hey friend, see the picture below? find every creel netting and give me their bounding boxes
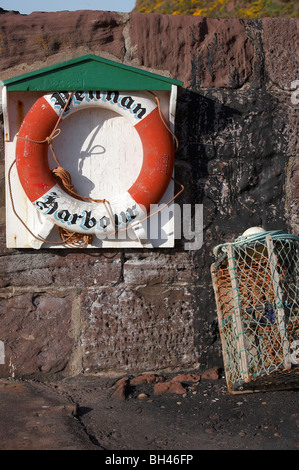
[211,231,299,393]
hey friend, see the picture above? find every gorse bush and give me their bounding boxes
[133,0,299,17]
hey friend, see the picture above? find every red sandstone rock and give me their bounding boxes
[80,286,195,373]
[112,383,128,400]
[123,252,197,285]
[0,292,74,376]
[129,13,200,87]
[112,377,133,399]
[0,252,123,289]
[0,10,257,89]
[172,373,201,383]
[0,10,126,79]
[129,13,255,88]
[201,367,221,380]
[263,18,298,90]
[154,381,186,396]
[112,377,130,389]
[130,374,165,385]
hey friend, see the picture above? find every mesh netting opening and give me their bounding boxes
[211,231,299,394]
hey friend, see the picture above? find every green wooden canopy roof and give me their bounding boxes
[2,54,183,91]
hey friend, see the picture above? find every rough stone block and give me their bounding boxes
[0,254,55,288]
[153,380,186,395]
[130,14,255,88]
[192,18,255,88]
[129,13,200,86]
[123,251,199,285]
[80,285,196,373]
[46,252,123,287]
[0,252,122,288]
[0,291,75,377]
[263,18,299,90]
[0,10,126,78]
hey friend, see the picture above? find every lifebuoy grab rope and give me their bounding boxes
[15,90,177,240]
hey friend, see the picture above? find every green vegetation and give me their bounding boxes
[133,0,299,17]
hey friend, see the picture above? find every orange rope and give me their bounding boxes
[149,91,179,150]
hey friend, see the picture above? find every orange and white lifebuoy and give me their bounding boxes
[16,91,175,237]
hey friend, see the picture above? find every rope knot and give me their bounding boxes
[47,128,61,146]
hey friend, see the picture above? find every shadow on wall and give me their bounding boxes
[174,88,244,366]
[175,87,241,205]
[174,86,289,242]
[174,86,291,367]
[174,86,252,252]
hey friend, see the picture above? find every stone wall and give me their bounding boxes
[0,9,298,378]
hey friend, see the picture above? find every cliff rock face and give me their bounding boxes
[0,10,298,378]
